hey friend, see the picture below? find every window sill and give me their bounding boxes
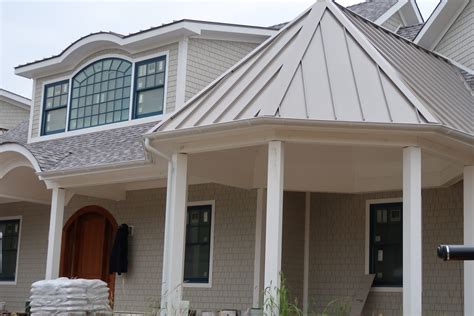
[182,282,212,289]
[370,286,403,293]
[0,280,17,286]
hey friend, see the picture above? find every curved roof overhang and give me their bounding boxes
[145,117,474,166]
[15,20,277,79]
[0,143,42,174]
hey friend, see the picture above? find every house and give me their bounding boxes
[0,89,30,135]
[0,0,472,315]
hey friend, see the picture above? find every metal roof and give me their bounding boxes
[152,0,470,136]
[343,7,473,134]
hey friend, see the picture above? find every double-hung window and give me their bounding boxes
[184,204,213,284]
[0,218,21,282]
[42,81,69,135]
[133,56,166,118]
[369,202,403,287]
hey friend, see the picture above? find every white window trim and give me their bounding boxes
[182,200,215,289]
[365,198,403,292]
[0,216,22,285]
[32,51,169,143]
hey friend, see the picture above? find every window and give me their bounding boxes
[69,58,132,130]
[369,202,403,287]
[133,56,166,118]
[0,218,21,282]
[42,81,69,135]
[184,204,213,284]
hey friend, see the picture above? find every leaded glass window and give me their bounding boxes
[369,202,403,287]
[0,219,21,282]
[184,204,212,284]
[133,56,166,118]
[69,58,132,130]
[42,80,69,135]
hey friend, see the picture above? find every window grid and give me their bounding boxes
[184,205,212,284]
[369,202,403,287]
[69,58,132,130]
[42,80,69,135]
[133,56,166,119]
[0,219,20,282]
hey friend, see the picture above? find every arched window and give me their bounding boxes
[69,58,132,130]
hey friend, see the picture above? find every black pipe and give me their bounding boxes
[437,245,474,261]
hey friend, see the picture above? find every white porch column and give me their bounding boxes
[253,188,265,308]
[45,187,66,280]
[161,153,188,312]
[264,141,285,315]
[464,166,474,316]
[403,146,422,316]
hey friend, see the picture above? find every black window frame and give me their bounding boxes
[41,80,69,136]
[132,55,167,119]
[0,218,21,282]
[68,57,132,131]
[184,204,213,284]
[369,202,403,287]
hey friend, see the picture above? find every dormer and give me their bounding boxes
[15,20,277,142]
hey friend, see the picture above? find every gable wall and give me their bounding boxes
[382,12,403,31]
[185,39,259,102]
[0,101,29,131]
[435,0,473,69]
[30,43,179,139]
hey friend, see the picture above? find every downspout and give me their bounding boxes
[144,137,170,161]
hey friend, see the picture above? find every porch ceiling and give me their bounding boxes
[187,142,463,193]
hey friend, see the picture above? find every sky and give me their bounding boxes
[0,0,439,99]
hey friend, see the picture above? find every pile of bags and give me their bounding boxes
[30,278,111,315]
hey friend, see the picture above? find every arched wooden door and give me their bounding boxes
[60,206,118,301]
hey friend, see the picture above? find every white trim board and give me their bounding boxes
[0,216,22,285]
[182,200,215,289]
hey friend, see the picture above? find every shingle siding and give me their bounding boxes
[382,12,403,31]
[0,183,464,313]
[185,39,258,101]
[435,0,474,70]
[31,44,179,139]
[0,101,29,131]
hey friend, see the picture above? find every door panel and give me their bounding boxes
[60,206,117,301]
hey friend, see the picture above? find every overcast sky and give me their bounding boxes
[0,0,439,99]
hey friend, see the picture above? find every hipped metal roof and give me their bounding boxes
[151,0,473,136]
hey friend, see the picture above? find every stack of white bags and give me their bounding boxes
[30,278,111,315]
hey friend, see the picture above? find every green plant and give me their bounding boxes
[264,273,303,316]
[312,299,351,316]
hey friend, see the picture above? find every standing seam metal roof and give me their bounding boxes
[151,0,474,137]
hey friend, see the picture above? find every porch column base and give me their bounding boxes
[402,146,422,316]
[45,188,66,280]
[464,166,474,316]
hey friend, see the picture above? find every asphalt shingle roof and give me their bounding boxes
[396,23,424,41]
[0,121,157,172]
[347,0,398,21]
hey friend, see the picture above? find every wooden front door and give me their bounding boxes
[60,206,117,301]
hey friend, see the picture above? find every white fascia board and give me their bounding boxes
[414,0,469,50]
[374,0,409,25]
[0,90,31,110]
[15,21,277,79]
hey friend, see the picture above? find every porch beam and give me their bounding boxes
[45,188,66,279]
[464,166,474,316]
[402,146,422,316]
[264,141,285,315]
[161,153,188,311]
